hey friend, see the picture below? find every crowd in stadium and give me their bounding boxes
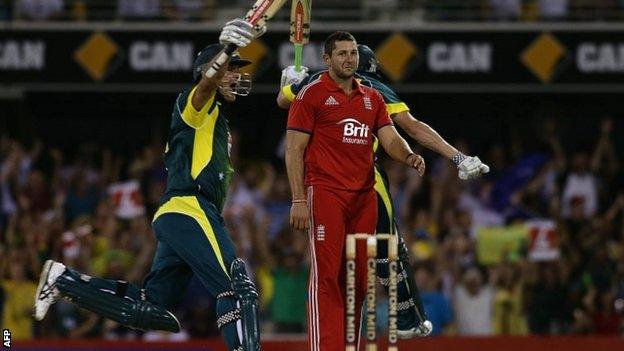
[1,0,624,22]
[1,110,623,340]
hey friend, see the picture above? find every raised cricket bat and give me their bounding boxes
[289,0,312,72]
[205,0,289,78]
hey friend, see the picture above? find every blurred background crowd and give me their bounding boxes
[2,0,624,22]
[1,106,623,340]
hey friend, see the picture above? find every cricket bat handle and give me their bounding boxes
[294,43,303,72]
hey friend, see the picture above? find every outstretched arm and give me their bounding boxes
[377,125,425,176]
[193,18,261,110]
[192,56,228,111]
[393,111,457,159]
[393,110,489,180]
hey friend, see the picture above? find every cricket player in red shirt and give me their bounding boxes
[285,31,425,351]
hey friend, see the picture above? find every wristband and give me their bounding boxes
[292,199,307,204]
[451,152,467,165]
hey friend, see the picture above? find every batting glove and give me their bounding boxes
[219,19,260,48]
[456,154,490,180]
[280,65,309,88]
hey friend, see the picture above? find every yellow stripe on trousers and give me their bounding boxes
[374,167,394,236]
[153,196,229,277]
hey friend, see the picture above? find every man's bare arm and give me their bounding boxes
[393,111,457,159]
[378,125,425,176]
[393,110,490,179]
[285,130,311,230]
[285,130,309,199]
[192,58,229,111]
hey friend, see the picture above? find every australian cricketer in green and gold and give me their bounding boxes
[34,19,265,351]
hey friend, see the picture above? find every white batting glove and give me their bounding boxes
[280,65,309,88]
[219,19,261,48]
[456,154,490,180]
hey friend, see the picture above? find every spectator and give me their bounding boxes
[63,169,100,223]
[0,163,19,232]
[591,118,619,208]
[21,169,52,216]
[453,267,494,335]
[1,251,37,340]
[584,288,622,334]
[571,0,619,20]
[488,0,522,20]
[252,204,307,333]
[361,0,399,21]
[561,152,598,219]
[117,0,160,21]
[526,263,570,334]
[538,0,568,20]
[268,252,307,332]
[262,174,291,240]
[14,0,64,20]
[425,0,484,20]
[64,0,115,21]
[163,0,217,21]
[492,262,528,335]
[415,265,453,335]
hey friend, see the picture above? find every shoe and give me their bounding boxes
[33,260,66,321]
[415,320,433,336]
[397,320,433,339]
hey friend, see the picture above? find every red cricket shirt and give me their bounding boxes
[287,72,393,191]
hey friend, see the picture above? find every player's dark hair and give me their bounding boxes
[324,31,356,55]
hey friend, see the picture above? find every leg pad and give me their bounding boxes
[231,259,260,351]
[56,274,181,332]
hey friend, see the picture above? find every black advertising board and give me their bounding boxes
[2,26,624,91]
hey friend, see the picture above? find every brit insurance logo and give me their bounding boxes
[337,118,370,145]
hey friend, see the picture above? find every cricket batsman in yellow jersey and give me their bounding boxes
[34,19,266,351]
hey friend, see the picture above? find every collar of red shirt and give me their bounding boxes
[321,72,365,95]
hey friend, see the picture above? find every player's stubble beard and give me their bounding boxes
[329,53,358,81]
[333,64,355,80]
[328,59,357,86]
